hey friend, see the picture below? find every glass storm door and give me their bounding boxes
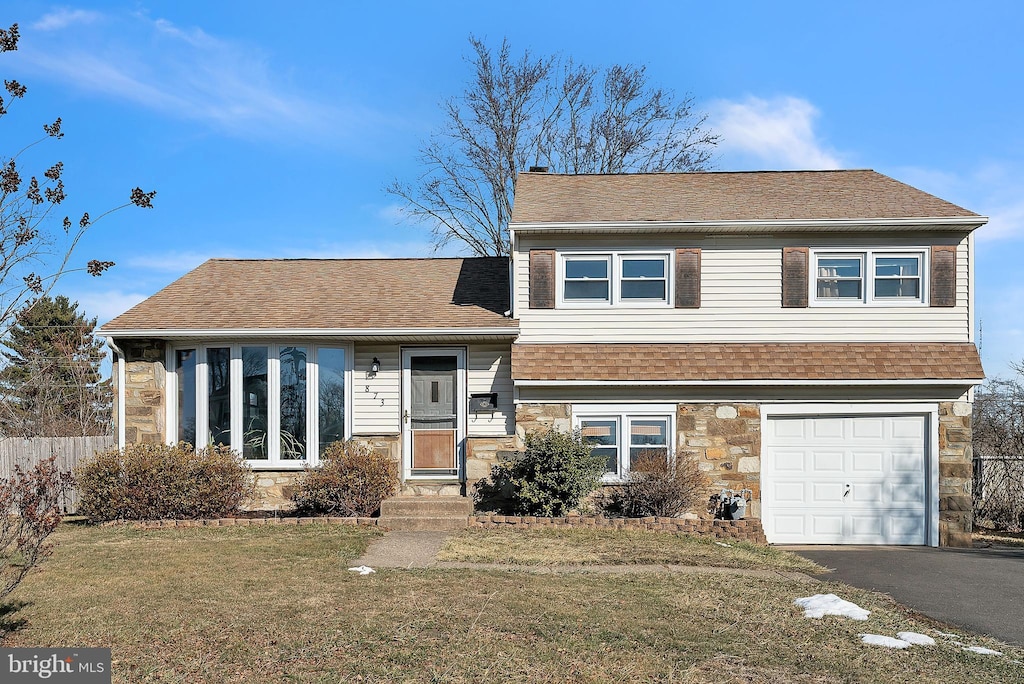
[402,349,464,478]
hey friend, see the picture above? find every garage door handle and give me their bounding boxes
[843,484,851,498]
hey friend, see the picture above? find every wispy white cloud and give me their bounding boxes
[32,8,101,31]
[890,162,1023,242]
[711,96,842,170]
[13,12,370,142]
[74,289,149,324]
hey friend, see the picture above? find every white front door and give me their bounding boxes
[763,413,929,545]
[401,348,466,480]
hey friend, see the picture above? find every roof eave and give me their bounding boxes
[513,378,985,387]
[99,326,520,339]
[509,216,988,233]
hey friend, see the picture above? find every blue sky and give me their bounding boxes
[3,1,1023,377]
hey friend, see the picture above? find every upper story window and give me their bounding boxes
[169,343,351,468]
[559,251,670,306]
[812,249,926,305]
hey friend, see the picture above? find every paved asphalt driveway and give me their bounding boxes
[790,545,1024,646]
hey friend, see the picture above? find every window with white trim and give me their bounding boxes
[559,251,671,306]
[812,249,926,304]
[169,344,351,467]
[575,407,673,481]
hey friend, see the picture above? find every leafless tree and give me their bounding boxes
[388,36,719,256]
[1,23,155,336]
[972,366,1024,530]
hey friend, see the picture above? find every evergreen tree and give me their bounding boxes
[0,295,110,436]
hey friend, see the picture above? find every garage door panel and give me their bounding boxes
[810,482,845,503]
[850,450,884,473]
[812,418,844,439]
[891,416,925,440]
[851,482,883,504]
[891,451,924,472]
[850,514,883,537]
[765,413,928,545]
[812,451,844,472]
[773,482,805,503]
[851,417,885,440]
[771,418,807,439]
[774,450,807,471]
[889,482,925,505]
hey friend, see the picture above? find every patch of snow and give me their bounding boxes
[348,565,375,575]
[859,634,912,649]
[794,594,870,620]
[934,630,962,639]
[715,542,732,548]
[896,632,936,646]
[964,646,1003,656]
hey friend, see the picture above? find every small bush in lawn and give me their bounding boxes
[76,443,254,522]
[0,456,73,598]
[602,450,708,518]
[474,429,606,516]
[292,441,398,517]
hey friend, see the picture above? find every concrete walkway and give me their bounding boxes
[352,531,815,582]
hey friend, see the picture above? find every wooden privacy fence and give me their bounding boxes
[0,436,115,514]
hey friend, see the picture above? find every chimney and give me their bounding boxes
[528,166,549,173]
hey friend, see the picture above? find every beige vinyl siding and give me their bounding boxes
[352,344,401,435]
[468,343,514,436]
[515,232,970,343]
[353,343,514,437]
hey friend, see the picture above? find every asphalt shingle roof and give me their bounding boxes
[512,343,984,382]
[101,257,515,332]
[510,170,980,224]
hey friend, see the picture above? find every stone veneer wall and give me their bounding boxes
[466,436,519,488]
[514,403,761,519]
[677,404,762,519]
[120,339,166,444]
[250,435,402,510]
[938,400,973,547]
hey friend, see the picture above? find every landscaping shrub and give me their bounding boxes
[474,429,606,516]
[292,441,398,517]
[0,456,73,598]
[76,443,254,521]
[601,450,708,518]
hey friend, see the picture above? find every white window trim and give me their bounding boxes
[557,250,673,308]
[572,403,675,482]
[810,248,928,306]
[167,342,353,469]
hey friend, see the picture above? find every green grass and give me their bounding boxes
[438,527,827,573]
[1,524,1020,682]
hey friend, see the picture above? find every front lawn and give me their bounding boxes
[2,524,1020,682]
[438,527,826,573]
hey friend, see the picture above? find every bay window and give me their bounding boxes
[169,343,350,466]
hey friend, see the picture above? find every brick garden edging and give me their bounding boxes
[469,514,767,544]
[100,513,767,544]
[101,516,380,530]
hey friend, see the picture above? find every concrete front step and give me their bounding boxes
[378,515,470,532]
[380,496,474,517]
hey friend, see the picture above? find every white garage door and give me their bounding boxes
[764,414,928,545]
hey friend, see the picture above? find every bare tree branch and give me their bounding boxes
[389,36,719,256]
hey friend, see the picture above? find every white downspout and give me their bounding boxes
[105,337,126,450]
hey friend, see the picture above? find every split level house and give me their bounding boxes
[98,169,986,547]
